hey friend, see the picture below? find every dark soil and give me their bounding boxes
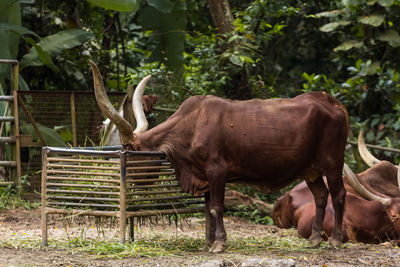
[1,209,400,267]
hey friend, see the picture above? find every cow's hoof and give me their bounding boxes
[308,233,324,248]
[209,240,228,253]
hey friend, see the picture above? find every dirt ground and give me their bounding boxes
[1,209,400,267]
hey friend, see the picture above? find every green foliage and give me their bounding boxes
[20,29,94,70]
[308,0,400,162]
[0,183,39,210]
[87,0,139,12]
[225,205,273,225]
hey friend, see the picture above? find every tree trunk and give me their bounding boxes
[208,0,253,100]
[208,0,234,34]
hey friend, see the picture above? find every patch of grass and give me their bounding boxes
[0,227,336,259]
[0,185,40,210]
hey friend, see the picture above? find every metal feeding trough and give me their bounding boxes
[40,146,206,245]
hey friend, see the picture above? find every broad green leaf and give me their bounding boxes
[377,0,394,6]
[0,0,21,95]
[20,122,67,147]
[319,21,350,32]
[334,40,363,52]
[20,29,94,70]
[342,0,362,6]
[358,14,384,27]
[366,61,380,75]
[147,0,174,14]
[377,30,400,47]
[87,0,138,12]
[33,44,58,71]
[315,9,343,18]
[0,22,40,39]
[229,55,244,67]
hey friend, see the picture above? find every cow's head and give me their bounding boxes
[344,163,400,233]
[90,61,150,150]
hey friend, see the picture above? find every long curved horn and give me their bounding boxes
[358,130,380,167]
[343,163,391,207]
[132,75,151,134]
[90,61,134,145]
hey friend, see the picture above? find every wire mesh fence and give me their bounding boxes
[17,91,126,192]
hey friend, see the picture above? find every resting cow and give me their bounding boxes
[273,132,400,244]
[90,61,349,252]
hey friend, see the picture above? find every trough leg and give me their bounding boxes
[128,217,134,242]
[41,210,48,246]
[306,175,329,247]
[326,170,346,246]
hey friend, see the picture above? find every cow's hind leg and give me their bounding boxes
[306,175,329,247]
[326,170,346,247]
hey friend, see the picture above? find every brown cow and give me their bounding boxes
[273,132,400,244]
[90,61,349,252]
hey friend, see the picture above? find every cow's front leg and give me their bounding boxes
[306,175,329,247]
[203,191,216,250]
[207,171,228,253]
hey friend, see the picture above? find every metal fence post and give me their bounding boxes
[119,150,127,244]
[41,147,48,246]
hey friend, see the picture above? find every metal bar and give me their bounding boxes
[47,157,119,165]
[17,90,126,96]
[129,217,134,242]
[0,59,18,64]
[129,195,200,203]
[126,165,172,171]
[127,189,182,196]
[70,92,77,147]
[127,200,204,210]
[126,177,176,184]
[45,207,119,217]
[46,189,120,196]
[46,176,120,183]
[0,102,10,136]
[47,202,119,208]
[46,146,121,157]
[46,182,120,189]
[0,137,16,142]
[128,183,180,190]
[125,150,165,157]
[153,106,177,113]
[47,163,119,171]
[126,206,205,217]
[17,94,47,146]
[41,147,48,246]
[12,63,21,186]
[126,171,174,177]
[347,140,400,154]
[0,96,14,101]
[127,159,169,165]
[119,151,127,244]
[46,195,120,202]
[0,161,17,167]
[0,116,15,122]
[46,170,120,177]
